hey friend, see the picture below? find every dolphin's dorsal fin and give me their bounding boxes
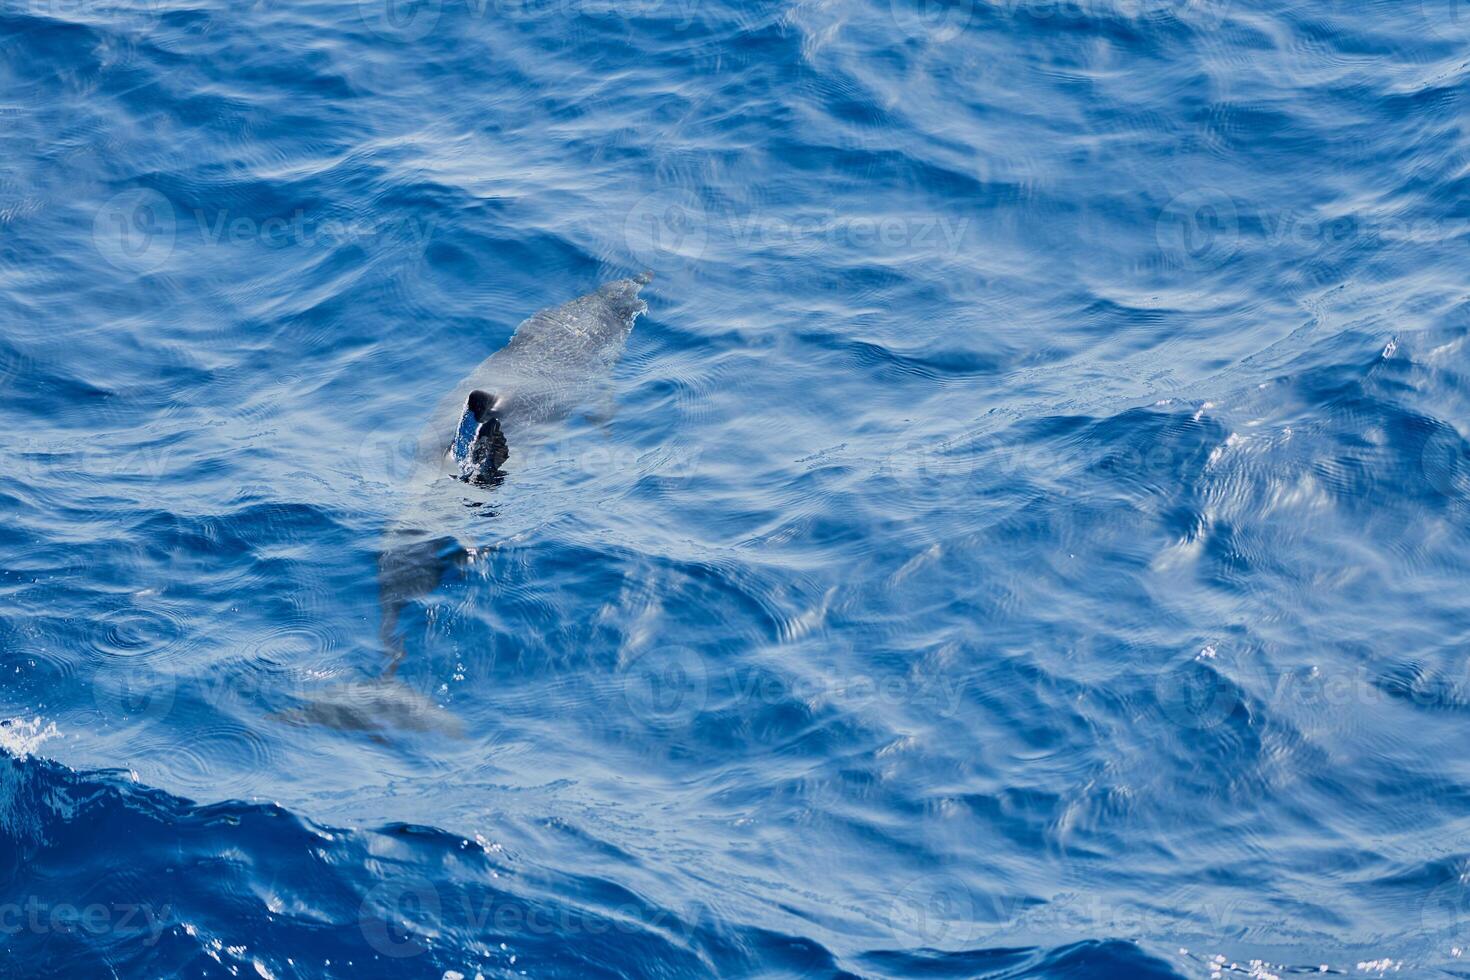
[454,390,496,461]
[466,389,494,418]
[472,416,509,473]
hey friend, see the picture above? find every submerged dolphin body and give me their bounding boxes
[284,275,650,739]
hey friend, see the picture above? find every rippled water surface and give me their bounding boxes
[5,0,1470,975]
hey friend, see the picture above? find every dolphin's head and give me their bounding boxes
[453,389,509,484]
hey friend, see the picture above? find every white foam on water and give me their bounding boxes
[0,717,59,760]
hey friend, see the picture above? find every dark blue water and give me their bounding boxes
[3,0,1470,976]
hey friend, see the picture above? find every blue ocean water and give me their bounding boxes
[3,0,1470,975]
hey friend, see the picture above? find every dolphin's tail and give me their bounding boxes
[270,676,466,742]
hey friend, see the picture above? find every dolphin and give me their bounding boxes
[378,272,651,661]
[407,271,651,490]
[283,274,651,739]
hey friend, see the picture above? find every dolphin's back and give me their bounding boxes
[414,275,649,472]
[502,275,648,364]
